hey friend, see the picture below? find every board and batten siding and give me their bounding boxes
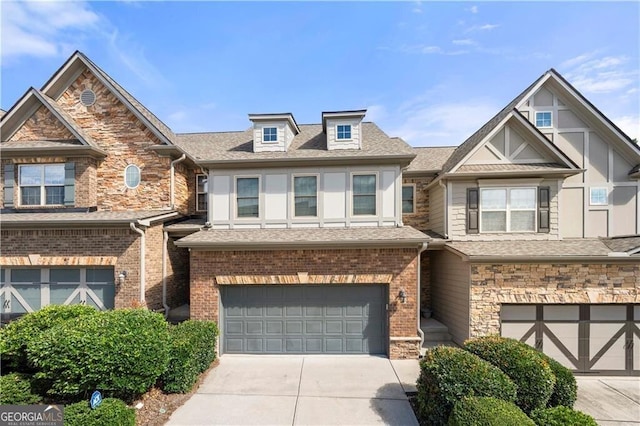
[429,184,445,236]
[208,165,402,229]
[518,86,640,238]
[429,250,470,345]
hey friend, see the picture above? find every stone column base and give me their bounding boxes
[390,337,421,359]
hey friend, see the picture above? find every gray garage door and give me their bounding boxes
[221,285,387,355]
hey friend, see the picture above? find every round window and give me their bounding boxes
[80,89,96,106]
[124,164,141,189]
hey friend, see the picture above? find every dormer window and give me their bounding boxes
[535,111,552,128]
[337,124,352,140]
[263,127,278,143]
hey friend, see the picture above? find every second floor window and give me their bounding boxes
[353,174,376,216]
[263,127,278,142]
[19,164,65,206]
[535,111,552,128]
[337,124,352,140]
[236,177,259,218]
[196,174,207,212]
[124,164,141,189]
[402,185,415,214]
[480,188,536,232]
[294,176,317,217]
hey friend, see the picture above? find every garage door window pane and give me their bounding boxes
[591,305,626,321]
[86,269,113,283]
[544,305,579,321]
[11,269,41,282]
[50,268,81,283]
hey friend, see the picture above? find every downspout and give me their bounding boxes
[161,230,170,318]
[417,242,429,354]
[438,180,448,238]
[130,222,146,305]
[170,154,187,209]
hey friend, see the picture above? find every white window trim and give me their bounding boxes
[124,164,141,189]
[195,174,208,212]
[18,164,65,207]
[479,187,537,233]
[589,187,609,206]
[535,111,553,128]
[336,124,353,141]
[262,127,278,143]
[351,172,378,217]
[292,174,319,218]
[234,175,261,220]
[402,183,416,214]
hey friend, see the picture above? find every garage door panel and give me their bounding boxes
[222,284,386,355]
[590,324,626,370]
[501,322,536,346]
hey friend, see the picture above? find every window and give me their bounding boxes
[337,124,352,140]
[402,185,415,214]
[124,164,141,189]
[236,177,259,218]
[19,164,65,206]
[353,174,376,215]
[196,174,208,212]
[590,187,608,206]
[535,111,552,128]
[480,187,536,232]
[263,127,278,143]
[293,176,317,217]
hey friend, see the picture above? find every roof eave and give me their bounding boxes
[175,238,428,250]
[0,145,108,158]
[442,169,584,179]
[195,154,416,168]
[463,255,638,263]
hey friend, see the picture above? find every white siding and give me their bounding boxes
[208,165,401,229]
[326,119,361,150]
[430,250,470,345]
[429,184,445,236]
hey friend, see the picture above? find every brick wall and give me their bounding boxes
[469,262,640,337]
[190,248,421,358]
[420,253,430,311]
[402,176,432,231]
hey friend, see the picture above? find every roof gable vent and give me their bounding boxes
[80,89,96,106]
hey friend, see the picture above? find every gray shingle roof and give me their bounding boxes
[602,235,640,253]
[176,226,429,248]
[446,239,638,259]
[174,123,416,164]
[455,163,569,173]
[164,218,206,232]
[1,210,176,226]
[405,146,457,174]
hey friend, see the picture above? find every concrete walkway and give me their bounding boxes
[166,356,418,425]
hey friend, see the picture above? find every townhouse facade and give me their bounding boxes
[1,52,638,374]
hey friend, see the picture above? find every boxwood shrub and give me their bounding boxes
[415,346,517,426]
[0,304,97,372]
[448,396,535,426]
[540,354,577,408]
[0,373,42,405]
[530,406,598,426]
[161,320,218,393]
[27,308,170,399]
[463,336,555,413]
[65,398,135,426]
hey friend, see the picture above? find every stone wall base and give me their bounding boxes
[390,338,420,359]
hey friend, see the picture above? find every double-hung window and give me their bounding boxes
[294,176,317,217]
[480,187,536,232]
[236,177,259,218]
[263,127,278,143]
[402,185,415,214]
[196,174,208,212]
[336,124,352,140]
[352,174,376,215]
[19,164,65,206]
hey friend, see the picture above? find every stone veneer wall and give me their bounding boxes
[190,248,421,359]
[470,262,640,337]
[402,176,432,231]
[10,105,74,141]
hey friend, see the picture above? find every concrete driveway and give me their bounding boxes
[166,356,418,425]
[574,376,640,425]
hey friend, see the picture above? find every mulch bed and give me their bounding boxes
[133,359,219,426]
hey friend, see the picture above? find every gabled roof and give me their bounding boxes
[601,235,640,254]
[0,88,106,157]
[405,146,457,175]
[40,50,176,146]
[0,109,5,119]
[0,210,179,228]
[174,122,416,167]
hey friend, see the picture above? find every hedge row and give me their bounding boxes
[0,373,42,405]
[65,398,135,426]
[448,396,534,426]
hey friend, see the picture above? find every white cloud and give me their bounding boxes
[560,53,638,94]
[465,23,499,33]
[469,6,478,14]
[452,39,476,46]
[365,104,388,123]
[612,115,640,141]
[388,99,499,147]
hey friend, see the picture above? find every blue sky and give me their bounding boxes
[2,1,639,146]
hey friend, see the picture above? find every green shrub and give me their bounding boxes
[415,346,517,426]
[65,398,135,426]
[0,304,97,372]
[0,373,42,404]
[530,406,598,426]
[161,320,218,393]
[540,354,577,408]
[448,396,535,426]
[27,308,170,399]
[463,336,555,414]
